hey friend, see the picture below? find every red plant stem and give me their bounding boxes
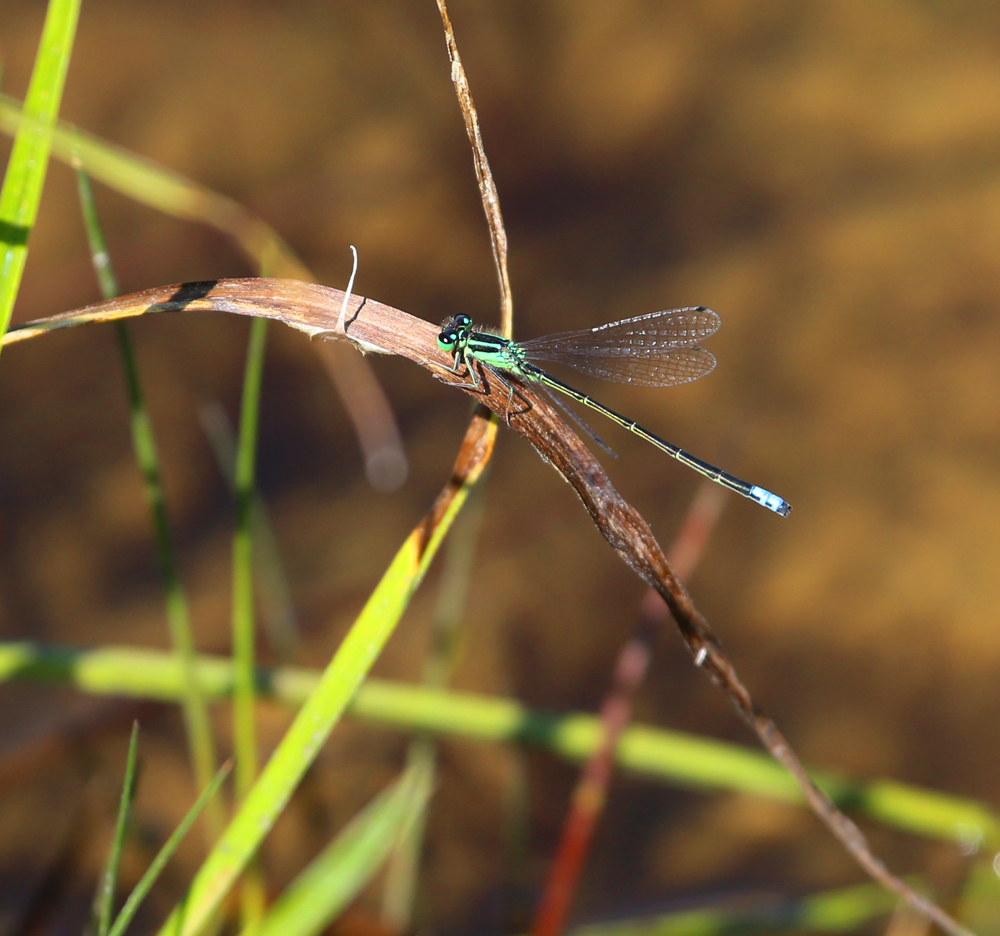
[530,479,727,936]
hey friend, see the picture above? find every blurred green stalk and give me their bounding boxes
[1,640,995,851]
[382,478,488,932]
[566,881,897,936]
[231,316,269,930]
[74,159,222,841]
[199,401,300,663]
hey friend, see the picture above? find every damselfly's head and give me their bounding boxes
[437,326,460,354]
[437,314,473,354]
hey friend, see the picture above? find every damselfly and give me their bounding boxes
[437,308,791,516]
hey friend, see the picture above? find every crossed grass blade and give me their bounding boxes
[106,761,233,936]
[0,92,407,490]
[1,640,997,853]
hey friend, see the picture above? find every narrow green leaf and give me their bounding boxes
[251,758,433,936]
[93,722,141,936]
[199,401,300,662]
[0,91,306,280]
[106,761,232,936]
[74,155,119,298]
[0,0,81,350]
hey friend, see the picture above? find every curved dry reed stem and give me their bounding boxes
[435,0,513,339]
[1,279,974,936]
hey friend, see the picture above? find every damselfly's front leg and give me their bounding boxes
[441,349,491,394]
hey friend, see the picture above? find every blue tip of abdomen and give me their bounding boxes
[748,485,792,517]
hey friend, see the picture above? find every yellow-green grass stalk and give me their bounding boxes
[1,641,996,853]
[0,0,80,351]
[250,757,434,936]
[0,93,306,281]
[151,438,485,936]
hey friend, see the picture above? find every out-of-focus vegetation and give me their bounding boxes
[1,1,999,932]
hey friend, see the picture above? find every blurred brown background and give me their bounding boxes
[1,0,1000,932]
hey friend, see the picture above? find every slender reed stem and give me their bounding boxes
[232,316,269,928]
[93,721,140,936]
[74,158,222,842]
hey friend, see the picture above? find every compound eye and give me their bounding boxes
[438,329,457,350]
[454,314,472,328]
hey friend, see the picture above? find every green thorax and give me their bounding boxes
[437,316,525,372]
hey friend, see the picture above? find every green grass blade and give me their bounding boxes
[567,882,897,936]
[154,473,473,936]
[956,853,1000,936]
[0,93,306,280]
[232,317,269,930]
[106,761,232,936]
[250,758,433,936]
[6,642,995,852]
[74,160,222,841]
[93,721,141,936]
[232,319,268,800]
[199,401,300,662]
[74,154,119,297]
[0,0,81,352]
[381,739,436,931]
[382,482,487,930]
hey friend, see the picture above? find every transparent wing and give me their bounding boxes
[518,307,720,387]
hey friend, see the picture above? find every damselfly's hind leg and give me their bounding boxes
[481,365,532,421]
[537,382,617,458]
